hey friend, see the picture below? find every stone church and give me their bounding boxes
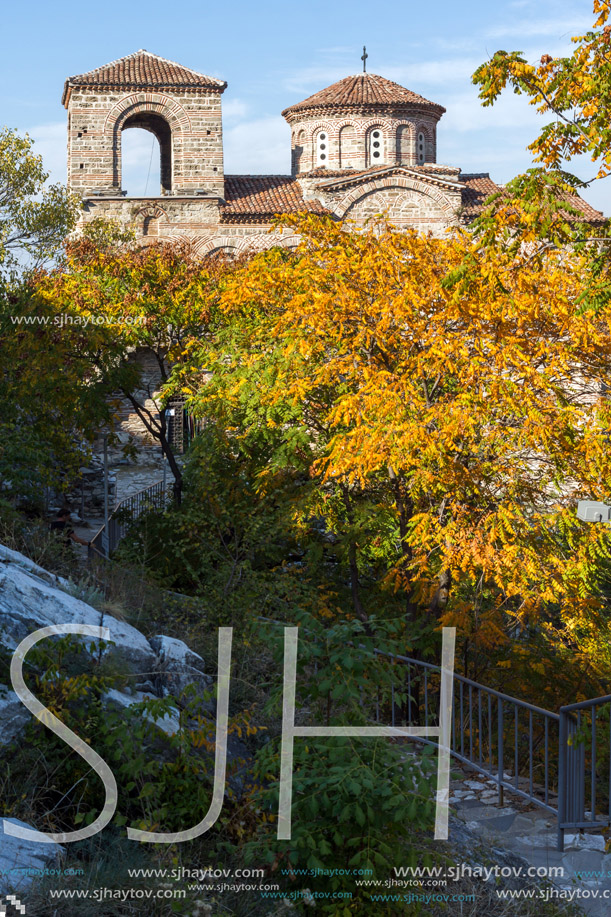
[63,48,602,250]
[62,49,604,491]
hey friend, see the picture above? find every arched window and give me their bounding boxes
[368,128,384,165]
[316,131,329,166]
[121,112,172,196]
[417,131,426,165]
[339,124,356,169]
[396,124,412,164]
[293,129,306,173]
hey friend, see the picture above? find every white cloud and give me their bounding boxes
[283,66,355,95]
[223,98,249,121]
[384,58,483,88]
[441,87,543,133]
[121,129,161,196]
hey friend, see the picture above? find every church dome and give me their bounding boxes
[282,72,444,121]
[283,72,445,176]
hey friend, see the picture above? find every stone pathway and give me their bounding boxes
[449,765,610,915]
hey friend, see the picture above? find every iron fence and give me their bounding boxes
[267,618,607,851]
[90,479,171,557]
[365,647,560,811]
[557,694,611,851]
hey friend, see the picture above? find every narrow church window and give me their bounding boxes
[369,129,384,165]
[417,131,426,164]
[316,132,328,165]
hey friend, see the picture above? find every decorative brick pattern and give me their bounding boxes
[65,52,226,199]
[63,51,604,253]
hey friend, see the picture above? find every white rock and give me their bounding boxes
[151,635,204,669]
[465,780,487,790]
[563,834,606,852]
[0,817,65,894]
[0,689,31,744]
[0,544,156,674]
[150,634,211,697]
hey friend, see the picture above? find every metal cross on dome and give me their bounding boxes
[361,46,368,72]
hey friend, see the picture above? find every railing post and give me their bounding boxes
[557,709,567,851]
[497,697,504,806]
[102,434,110,558]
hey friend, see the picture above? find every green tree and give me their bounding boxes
[173,213,611,693]
[0,127,79,276]
[471,1,611,259]
[0,130,114,505]
[37,233,228,502]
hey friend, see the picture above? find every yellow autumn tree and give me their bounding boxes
[36,229,229,501]
[176,213,611,688]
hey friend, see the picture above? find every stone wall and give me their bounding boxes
[67,87,224,197]
[80,195,222,241]
[305,168,463,237]
[289,110,440,175]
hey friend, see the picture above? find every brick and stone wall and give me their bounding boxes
[288,110,440,175]
[67,87,224,198]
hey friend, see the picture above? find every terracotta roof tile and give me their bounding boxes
[459,174,502,221]
[62,50,226,105]
[221,176,327,222]
[282,73,444,119]
[562,193,605,223]
[305,164,462,187]
[459,173,606,224]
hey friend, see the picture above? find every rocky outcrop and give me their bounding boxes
[0,689,30,744]
[0,543,210,744]
[0,543,219,889]
[0,543,157,675]
[0,818,65,894]
[150,634,212,697]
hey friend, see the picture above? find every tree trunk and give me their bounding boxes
[121,391,183,505]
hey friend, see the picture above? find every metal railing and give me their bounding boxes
[263,616,607,851]
[359,647,560,815]
[90,479,171,557]
[558,695,611,851]
[363,648,611,850]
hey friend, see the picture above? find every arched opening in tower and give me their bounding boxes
[121,112,172,196]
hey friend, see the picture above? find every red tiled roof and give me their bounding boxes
[221,176,328,222]
[282,73,444,119]
[459,174,502,221]
[305,163,461,182]
[62,50,226,105]
[563,193,605,223]
[459,173,605,224]
[220,172,604,226]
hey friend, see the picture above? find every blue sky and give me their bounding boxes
[3,0,609,212]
